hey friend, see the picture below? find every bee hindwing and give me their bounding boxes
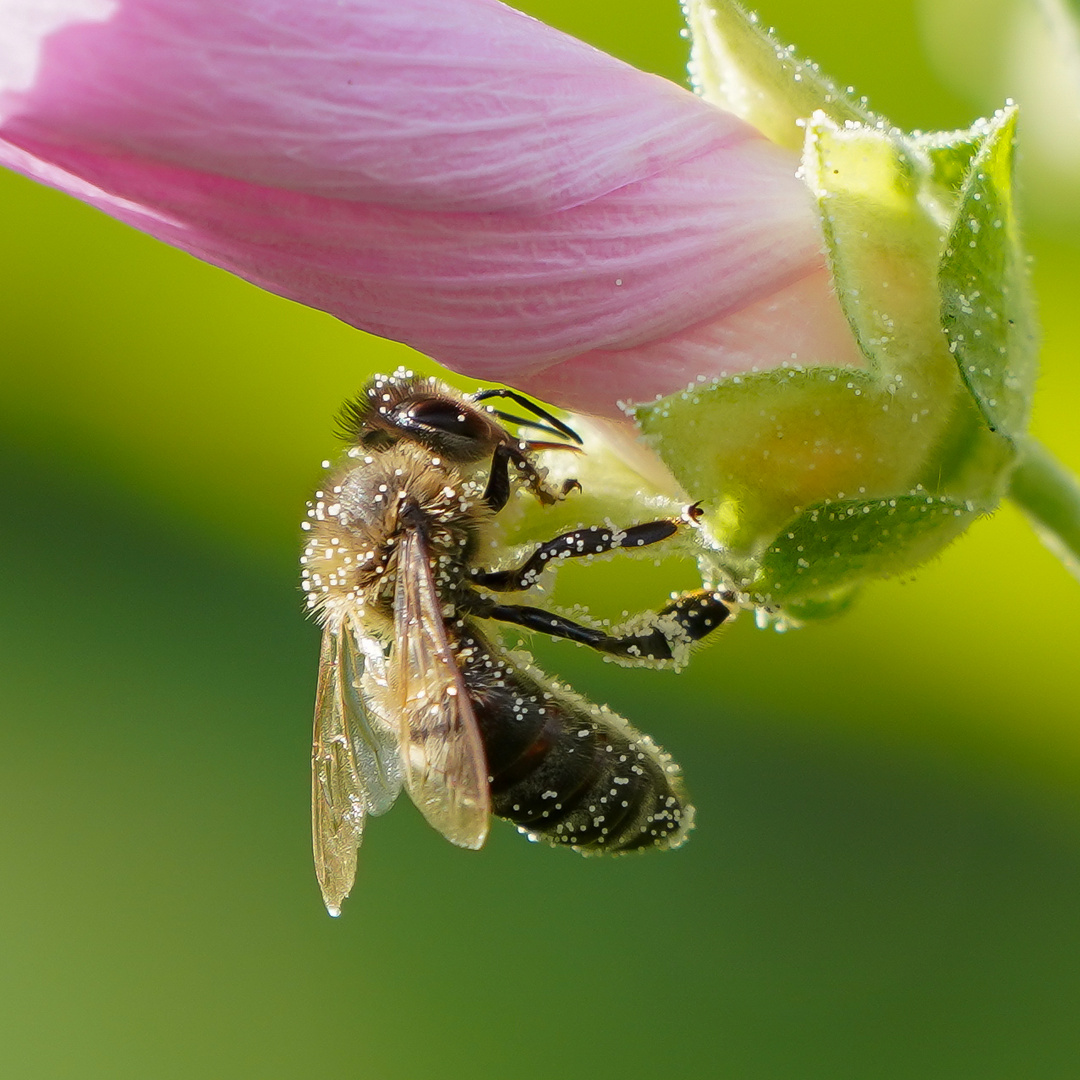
[311,617,403,916]
[392,527,491,850]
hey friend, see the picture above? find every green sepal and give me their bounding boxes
[919,129,984,199]
[936,107,1037,441]
[750,493,982,608]
[683,0,875,148]
[634,366,942,561]
[802,115,952,384]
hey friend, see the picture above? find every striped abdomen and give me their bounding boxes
[454,625,693,852]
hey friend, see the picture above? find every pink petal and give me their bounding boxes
[514,268,867,415]
[0,0,854,416]
[0,0,756,212]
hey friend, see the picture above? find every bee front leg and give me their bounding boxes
[470,589,732,667]
[482,444,515,513]
[482,444,580,511]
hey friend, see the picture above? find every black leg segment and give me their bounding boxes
[485,440,582,510]
[471,589,731,665]
[482,444,514,513]
[472,519,685,591]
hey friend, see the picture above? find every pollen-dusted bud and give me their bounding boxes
[621,2,1038,622]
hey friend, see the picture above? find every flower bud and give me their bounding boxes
[621,1,1037,622]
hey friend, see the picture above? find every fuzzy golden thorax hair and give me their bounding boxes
[301,440,494,632]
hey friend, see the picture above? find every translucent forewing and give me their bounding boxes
[340,618,402,816]
[392,527,491,849]
[311,615,403,915]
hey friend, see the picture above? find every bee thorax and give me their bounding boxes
[302,441,485,621]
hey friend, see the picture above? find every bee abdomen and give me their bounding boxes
[500,718,692,853]
[466,645,692,854]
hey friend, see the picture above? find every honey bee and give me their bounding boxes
[301,370,731,915]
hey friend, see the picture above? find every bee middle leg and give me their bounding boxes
[470,589,732,665]
[472,513,698,591]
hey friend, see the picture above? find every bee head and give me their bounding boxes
[337,373,511,463]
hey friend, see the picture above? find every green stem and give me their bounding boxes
[1007,437,1080,582]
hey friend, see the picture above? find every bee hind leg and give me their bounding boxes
[471,589,731,666]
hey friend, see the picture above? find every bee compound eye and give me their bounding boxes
[392,397,499,462]
[407,398,490,439]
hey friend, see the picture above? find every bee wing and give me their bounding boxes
[392,527,491,850]
[339,617,403,817]
[311,615,403,916]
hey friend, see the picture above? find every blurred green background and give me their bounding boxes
[3,1,1080,1077]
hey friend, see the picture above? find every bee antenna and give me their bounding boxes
[485,409,574,442]
[472,388,582,445]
